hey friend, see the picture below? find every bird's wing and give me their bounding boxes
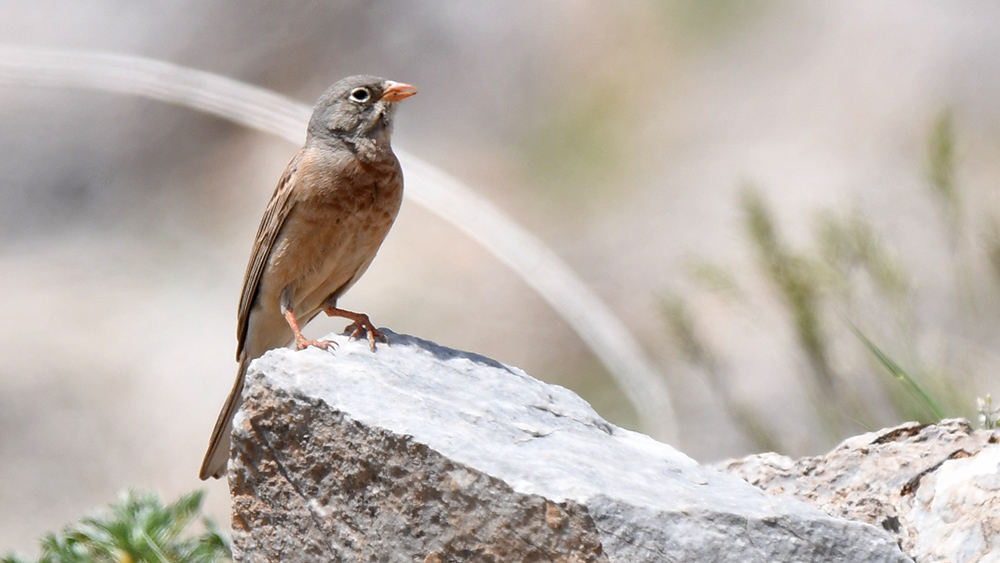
[236,149,303,359]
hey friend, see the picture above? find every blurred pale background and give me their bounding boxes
[3,1,1000,554]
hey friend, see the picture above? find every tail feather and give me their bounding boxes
[199,356,250,480]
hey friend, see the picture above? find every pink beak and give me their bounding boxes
[381,81,418,102]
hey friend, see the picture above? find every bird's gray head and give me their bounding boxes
[307,75,417,152]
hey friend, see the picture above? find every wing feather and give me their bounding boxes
[235,149,303,359]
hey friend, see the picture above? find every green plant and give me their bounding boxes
[740,187,836,396]
[3,490,230,563]
[847,322,944,421]
[927,109,960,230]
[663,109,997,454]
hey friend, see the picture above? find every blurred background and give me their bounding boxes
[2,0,1000,555]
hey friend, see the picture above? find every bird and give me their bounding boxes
[199,75,417,480]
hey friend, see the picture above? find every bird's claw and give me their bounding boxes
[344,318,389,352]
[294,335,337,352]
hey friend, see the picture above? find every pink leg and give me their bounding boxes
[283,309,335,351]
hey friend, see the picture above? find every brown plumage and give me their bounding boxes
[200,75,416,480]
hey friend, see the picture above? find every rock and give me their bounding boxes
[717,419,1000,562]
[229,330,910,562]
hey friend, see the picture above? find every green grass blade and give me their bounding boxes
[847,321,945,420]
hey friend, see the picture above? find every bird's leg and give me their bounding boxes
[281,288,334,351]
[323,305,388,351]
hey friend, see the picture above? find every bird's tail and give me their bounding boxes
[199,354,250,480]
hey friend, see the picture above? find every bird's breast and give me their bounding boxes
[261,147,403,321]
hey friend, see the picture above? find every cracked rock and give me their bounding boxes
[718,419,1000,562]
[229,330,910,562]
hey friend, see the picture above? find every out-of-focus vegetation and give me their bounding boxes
[979,395,999,430]
[663,110,996,453]
[3,491,230,563]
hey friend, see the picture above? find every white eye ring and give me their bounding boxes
[350,87,371,102]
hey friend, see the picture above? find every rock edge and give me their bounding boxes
[229,330,910,562]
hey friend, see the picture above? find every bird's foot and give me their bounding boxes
[294,334,337,352]
[344,319,388,352]
[284,306,336,352]
[324,306,387,351]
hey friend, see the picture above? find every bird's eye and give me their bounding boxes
[349,87,371,102]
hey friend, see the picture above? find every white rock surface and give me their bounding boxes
[719,419,1000,562]
[229,330,910,562]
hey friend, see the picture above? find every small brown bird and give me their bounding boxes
[199,75,417,480]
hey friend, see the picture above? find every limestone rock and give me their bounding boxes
[229,330,909,562]
[718,419,1000,562]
